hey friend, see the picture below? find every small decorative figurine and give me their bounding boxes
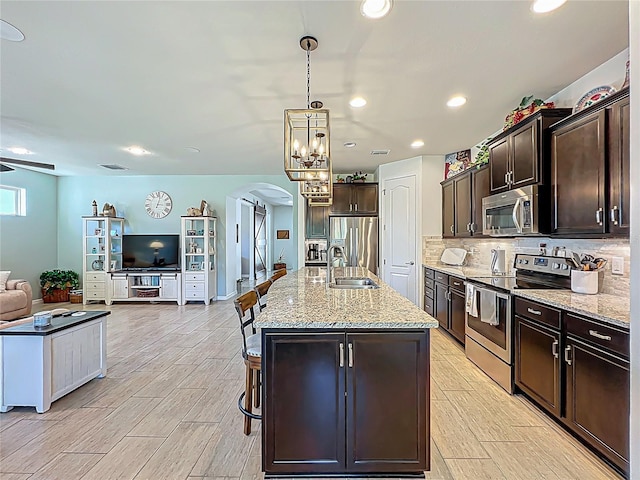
[92,200,98,216]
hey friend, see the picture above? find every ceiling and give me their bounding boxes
[0,1,629,177]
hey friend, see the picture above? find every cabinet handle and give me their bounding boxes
[453,281,461,286]
[349,204,353,212]
[447,291,452,301]
[348,343,354,368]
[564,345,572,365]
[595,208,603,225]
[610,206,619,226]
[450,225,454,234]
[339,343,344,367]
[355,203,358,212]
[510,171,514,185]
[527,307,542,316]
[504,172,509,185]
[552,340,559,359]
[589,330,612,341]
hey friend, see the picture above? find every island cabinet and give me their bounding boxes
[330,183,378,215]
[489,109,572,194]
[514,297,629,475]
[441,165,489,238]
[550,88,630,236]
[262,330,429,476]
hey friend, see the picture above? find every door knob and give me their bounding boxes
[405,261,415,265]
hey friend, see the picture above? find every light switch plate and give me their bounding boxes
[611,256,624,275]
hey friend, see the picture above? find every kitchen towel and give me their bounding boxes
[465,283,478,317]
[479,289,498,326]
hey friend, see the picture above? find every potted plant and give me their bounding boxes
[40,269,80,303]
[336,175,345,183]
[352,171,368,183]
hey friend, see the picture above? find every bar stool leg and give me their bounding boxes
[254,369,261,408]
[244,363,253,435]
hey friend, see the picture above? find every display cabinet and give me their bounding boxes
[181,216,217,304]
[82,216,124,304]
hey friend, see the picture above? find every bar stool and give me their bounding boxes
[234,290,261,435]
[270,268,287,282]
[254,279,272,312]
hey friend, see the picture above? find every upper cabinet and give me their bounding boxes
[441,165,489,238]
[550,89,629,236]
[489,109,572,194]
[330,183,378,215]
[306,204,328,239]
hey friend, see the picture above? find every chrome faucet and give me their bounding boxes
[326,245,344,285]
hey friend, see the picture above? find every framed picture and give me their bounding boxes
[94,228,103,236]
[444,149,472,179]
[189,262,200,271]
[110,260,117,270]
[277,230,290,239]
[186,229,197,236]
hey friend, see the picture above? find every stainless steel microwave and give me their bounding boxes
[482,185,541,236]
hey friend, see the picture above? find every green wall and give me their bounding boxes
[57,174,298,297]
[0,168,58,299]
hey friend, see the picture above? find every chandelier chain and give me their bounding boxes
[306,45,311,109]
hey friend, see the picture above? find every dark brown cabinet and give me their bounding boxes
[550,89,630,237]
[489,109,571,194]
[330,183,378,215]
[441,165,489,237]
[423,268,434,317]
[430,269,465,344]
[262,330,429,476]
[514,298,630,476]
[305,204,328,239]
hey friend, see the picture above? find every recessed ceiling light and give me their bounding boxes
[411,140,424,148]
[349,96,367,108]
[185,146,200,153]
[361,0,393,19]
[344,142,357,148]
[0,19,25,42]
[7,147,33,155]
[125,146,151,156]
[531,0,566,13]
[447,96,467,108]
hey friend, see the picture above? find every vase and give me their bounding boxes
[353,178,365,183]
[621,60,630,89]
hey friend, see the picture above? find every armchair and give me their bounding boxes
[0,279,33,321]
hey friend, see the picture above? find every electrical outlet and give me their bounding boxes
[611,256,624,275]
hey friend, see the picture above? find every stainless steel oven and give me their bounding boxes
[465,282,513,393]
[482,185,541,236]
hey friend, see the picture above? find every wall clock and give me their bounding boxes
[145,191,172,219]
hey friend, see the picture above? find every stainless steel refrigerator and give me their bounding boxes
[329,217,378,275]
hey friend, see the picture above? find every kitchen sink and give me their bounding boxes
[329,277,379,289]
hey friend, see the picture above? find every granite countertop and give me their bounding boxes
[255,267,438,330]
[512,290,629,328]
[422,262,629,328]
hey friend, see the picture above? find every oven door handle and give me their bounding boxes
[511,198,522,233]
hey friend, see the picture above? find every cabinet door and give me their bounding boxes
[489,137,510,193]
[346,332,428,473]
[607,96,630,236]
[514,316,561,417]
[263,333,346,474]
[160,275,178,299]
[510,120,538,188]
[330,184,353,214]
[551,110,606,235]
[449,288,466,344]
[565,337,629,473]
[454,173,472,237]
[306,205,328,239]
[441,180,455,238]
[111,276,129,299]
[434,282,449,330]
[352,184,378,214]
[471,166,490,235]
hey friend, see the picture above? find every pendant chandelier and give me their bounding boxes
[284,35,331,201]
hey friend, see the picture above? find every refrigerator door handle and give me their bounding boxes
[354,227,359,267]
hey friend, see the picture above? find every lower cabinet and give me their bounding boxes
[514,298,629,475]
[262,330,429,475]
[430,268,465,344]
[107,272,183,305]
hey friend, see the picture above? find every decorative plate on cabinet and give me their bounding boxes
[573,85,616,113]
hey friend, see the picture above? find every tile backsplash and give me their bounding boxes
[422,236,630,295]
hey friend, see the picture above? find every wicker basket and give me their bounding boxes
[42,288,70,303]
[69,291,83,304]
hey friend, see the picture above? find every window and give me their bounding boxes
[0,185,26,216]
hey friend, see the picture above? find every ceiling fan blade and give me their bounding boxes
[0,157,55,170]
[0,164,15,172]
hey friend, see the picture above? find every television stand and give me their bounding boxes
[106,271,184,305]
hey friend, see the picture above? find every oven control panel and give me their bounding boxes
[514,254,571,277]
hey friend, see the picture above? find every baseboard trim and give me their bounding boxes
[217,291,237,301]
[32,299,43,305]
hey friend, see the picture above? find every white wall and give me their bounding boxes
[421,155,445,237]
[628,1,638,476]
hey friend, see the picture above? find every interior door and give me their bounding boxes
[254,205,266,279]
[382,175,417,303]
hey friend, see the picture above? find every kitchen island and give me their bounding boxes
[255,267,438,478]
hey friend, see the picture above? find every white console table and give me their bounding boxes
[107,271,183,305]
[0,311,109,413]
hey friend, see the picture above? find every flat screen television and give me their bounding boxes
[121,234,180,270]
